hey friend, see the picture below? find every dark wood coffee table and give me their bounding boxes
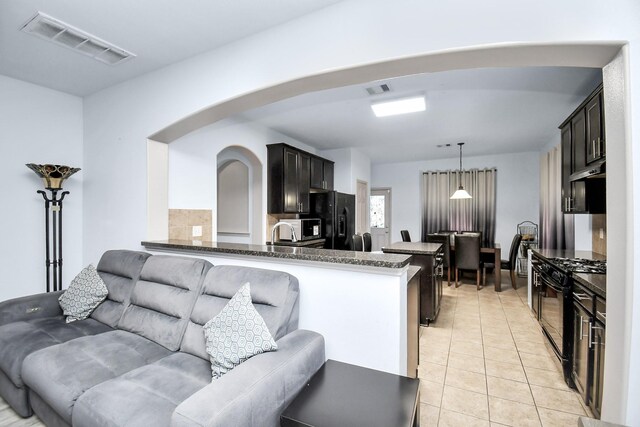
[280,359,420,427]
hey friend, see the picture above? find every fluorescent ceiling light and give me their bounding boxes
[371,96,425,117]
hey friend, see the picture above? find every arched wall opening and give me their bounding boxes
[145,42,631,421]
[216,146,263,244]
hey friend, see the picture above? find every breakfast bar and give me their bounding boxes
[142,240,416,377]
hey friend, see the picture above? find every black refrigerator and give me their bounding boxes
[309,191,356,250]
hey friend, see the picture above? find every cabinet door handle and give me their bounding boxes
[574,293,591,301]
[579,315,583,340]
[592,140,596,158]
[588,321,593,349]
[596,310,606,320]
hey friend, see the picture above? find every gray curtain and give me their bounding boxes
[421,168,497,245]
[540,146,574,249]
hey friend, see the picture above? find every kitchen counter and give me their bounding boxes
[141,240,411,269]
[531,248,606,261]
[381,242,443,255]
[574,273,607,298]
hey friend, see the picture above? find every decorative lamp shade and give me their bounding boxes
[26,164,80,189]
[450,186,472,199]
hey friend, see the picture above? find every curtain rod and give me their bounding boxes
[422,167,497,175]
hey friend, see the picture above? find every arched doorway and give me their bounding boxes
[216,146,262,244]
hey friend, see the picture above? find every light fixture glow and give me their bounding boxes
[371,96,425,117]
[450,142,472,199]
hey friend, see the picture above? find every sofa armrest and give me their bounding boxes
[0,291,64,326]
[171,329,325,427]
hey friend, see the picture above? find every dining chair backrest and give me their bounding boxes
[454,234,481,270]
[461,230,483,246]
[507,234,523,269]
[362,232,372,252]
[400,230,411,242]
[352,234,363,252]
[438,230,457,246]
[426,234,450,268]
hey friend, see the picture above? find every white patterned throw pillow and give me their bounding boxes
[58,264,108,323]
[203,282,277,379]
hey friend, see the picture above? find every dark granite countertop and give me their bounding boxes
[532,248,606,261]
[268,238,325,247]
[142,240,412,269]
[573,273,607,298]
[381,242,443,255]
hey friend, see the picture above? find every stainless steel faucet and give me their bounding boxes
[271,221,298,243]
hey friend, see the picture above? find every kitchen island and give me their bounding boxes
[142,240,415,377]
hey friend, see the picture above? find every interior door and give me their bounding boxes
[370,188,391,251]
[356,180,369,235]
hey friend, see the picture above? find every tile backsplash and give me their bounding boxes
[169,209,212,241]
[592,214,606,256]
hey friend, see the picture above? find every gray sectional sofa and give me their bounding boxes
[0,250,325,426]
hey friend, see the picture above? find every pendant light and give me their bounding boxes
[450,142,472,199]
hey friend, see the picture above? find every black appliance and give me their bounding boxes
[532,253,606,389]
[309,191,355,250]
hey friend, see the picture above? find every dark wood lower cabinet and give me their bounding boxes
[590,318,605,418]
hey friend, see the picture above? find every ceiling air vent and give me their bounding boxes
[365,84,391,96]
[20,12,135,65]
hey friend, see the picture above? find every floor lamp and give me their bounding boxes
[26,164,80,293]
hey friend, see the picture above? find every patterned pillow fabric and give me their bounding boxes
[203,282,278,379]
[58,264,109,323]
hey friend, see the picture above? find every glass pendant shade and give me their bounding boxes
[450,185,472,199]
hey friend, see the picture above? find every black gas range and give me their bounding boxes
[531,252,606,388]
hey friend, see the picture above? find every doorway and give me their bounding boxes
[370,188,391,251]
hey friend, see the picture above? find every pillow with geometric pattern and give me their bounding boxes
[58,264,108,323]
[203,282,278,379]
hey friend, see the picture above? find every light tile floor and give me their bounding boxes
[419,273,593,427]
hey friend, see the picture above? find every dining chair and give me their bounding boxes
[426,234,451,286]
[454,234,483,290]
[400,230,411,242]
[438,230,457,246]
[503,234,523,289]
[352,234,363,251]
[362,232,372,252]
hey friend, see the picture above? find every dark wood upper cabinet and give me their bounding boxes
[571,110,587,173]
[310,156,334,191]
[586,93,605,164]
[268,143,334,214]
[559,84,606,214]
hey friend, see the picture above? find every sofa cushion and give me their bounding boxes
[204,282,277,379]
[118,255,211,351]
[22,330,173,423]
[181,265,299,360]
[0,316,112,388]
[59,264,108,323]
[72,352,210,427]
[90,249,152,328]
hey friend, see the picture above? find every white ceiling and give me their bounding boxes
[240,66,602,164]
[0,0,343,96]
[0,2,603,164]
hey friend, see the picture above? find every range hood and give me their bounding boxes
[570,159,606,181]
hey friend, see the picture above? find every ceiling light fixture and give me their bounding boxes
[371,96,425,117]
[20,12,136,65]
[450,142,472,199]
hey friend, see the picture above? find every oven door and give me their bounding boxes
[539,275,565,357]
[531,262,542,319]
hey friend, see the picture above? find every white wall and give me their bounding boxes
[371,152,540,251]
[320,147,371,194]
[81,1,640,422]
[0,75,83,300]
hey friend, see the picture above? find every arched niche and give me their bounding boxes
[216,146,263,244]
